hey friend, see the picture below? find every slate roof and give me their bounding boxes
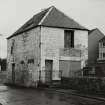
[7,6,88,39]
[89,28,104,35]
[89,28,105,42]
[88,28,97,35]
[99,36,105,42]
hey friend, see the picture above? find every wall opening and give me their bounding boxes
[64,30,74,48]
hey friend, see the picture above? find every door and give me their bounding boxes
[12,63,15,83]
[45,60,53,83]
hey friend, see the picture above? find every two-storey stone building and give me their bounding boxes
[7,6,88,87]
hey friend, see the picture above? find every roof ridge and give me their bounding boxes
[38,6,53,25]
[41,6,87,30]
[89,28,104,36]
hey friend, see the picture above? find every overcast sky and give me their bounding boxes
[0,0,105,58]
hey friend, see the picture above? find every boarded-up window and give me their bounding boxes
[28,59,34,64]
[64,30,74,48]
[59,60,70,77]
[59,60,81,77]
[20,60,25,64]
[99,52,103,59]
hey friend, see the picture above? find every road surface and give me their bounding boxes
[0,85,105,105]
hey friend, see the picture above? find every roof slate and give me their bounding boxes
[9,7,50,38]
[41,7,86,30]
[7,6,88,39]
[88,28,96,34]
[89,28,105,42]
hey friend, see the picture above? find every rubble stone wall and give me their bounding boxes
[41,26,88,81]
[7,27,41,87]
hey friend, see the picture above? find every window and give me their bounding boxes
[103,53,105,58]
[99,42,102,48]
[100,52,103,58]
[103,42,105,47]
[11,39,15,54]
[64,30,74,48]
[28,59,34,64]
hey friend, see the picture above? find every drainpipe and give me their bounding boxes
[80,49,84,77]
[38,26,41,83]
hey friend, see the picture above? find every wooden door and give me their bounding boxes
[45,60,53,83]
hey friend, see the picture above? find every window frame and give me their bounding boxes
[64,30,74,48]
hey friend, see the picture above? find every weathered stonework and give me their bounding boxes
[7,27,41,86]
[40,27,88,81]
[7,26,88,86]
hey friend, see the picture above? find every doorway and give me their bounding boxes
[45,60,53,83]
[12,63,15,83]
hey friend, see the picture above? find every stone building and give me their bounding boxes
[7,6,88,87]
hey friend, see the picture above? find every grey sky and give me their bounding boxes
[0,0,105,58]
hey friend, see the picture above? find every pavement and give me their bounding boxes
[45,88,105,101]
[0,84,105,105]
